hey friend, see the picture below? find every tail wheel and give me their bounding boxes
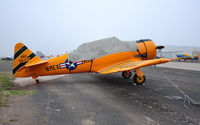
[133,74,145,85]
[36,79,40,83]
[35,79,41,85]
[122,71,132,79]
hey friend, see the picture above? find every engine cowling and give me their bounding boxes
[136,39,157,60]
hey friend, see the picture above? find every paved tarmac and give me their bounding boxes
[158,61,200,71]
[1,65,200,125]
[0,60,12,72]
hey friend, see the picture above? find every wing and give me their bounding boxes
[97,58,178,74]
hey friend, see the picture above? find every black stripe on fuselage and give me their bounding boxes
[13,52,36,74]
[14,46,28,60]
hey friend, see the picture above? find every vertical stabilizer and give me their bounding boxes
[13,43,41,76]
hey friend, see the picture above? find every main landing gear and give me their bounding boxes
[122,71,132,79]
[122,70,146,85]
[133,74,145,85]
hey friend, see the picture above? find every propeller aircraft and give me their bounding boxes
[177,53,199,61]
[13,39,178,85]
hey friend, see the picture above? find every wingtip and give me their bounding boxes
[169,58,181,61]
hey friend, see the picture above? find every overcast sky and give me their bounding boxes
[0,0,200,57]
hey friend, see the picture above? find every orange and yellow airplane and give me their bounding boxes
[13,39,178,85]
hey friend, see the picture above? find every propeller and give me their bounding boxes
[156,46,165,58]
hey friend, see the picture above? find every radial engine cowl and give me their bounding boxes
[136,39,157,60]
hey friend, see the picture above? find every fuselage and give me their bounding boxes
[14,39,157,78]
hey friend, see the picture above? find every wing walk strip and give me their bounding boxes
[13,53,36,74]
[14,45,28,60]
[99,60,133,74]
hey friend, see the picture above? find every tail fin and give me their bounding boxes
[13,43,41,76]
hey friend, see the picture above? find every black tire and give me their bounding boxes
[122,71,132,79]
[133,74,145,85]
[36,79,40,83]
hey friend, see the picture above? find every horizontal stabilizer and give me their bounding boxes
[25,60,48,67]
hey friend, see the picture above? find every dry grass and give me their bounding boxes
[0,72,14,107]
[0,72,35,107]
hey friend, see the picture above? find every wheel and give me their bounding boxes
[36,79,40,84]
[133,74,145,85]
[122,71,132,79]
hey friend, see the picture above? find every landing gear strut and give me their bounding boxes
[133,74,146,85]
[122,71,132,79]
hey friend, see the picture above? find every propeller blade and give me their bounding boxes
[156,46,165,49]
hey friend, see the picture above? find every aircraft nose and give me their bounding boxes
[136,39,157,59]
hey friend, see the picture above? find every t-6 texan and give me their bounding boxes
[13,39,178,85]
